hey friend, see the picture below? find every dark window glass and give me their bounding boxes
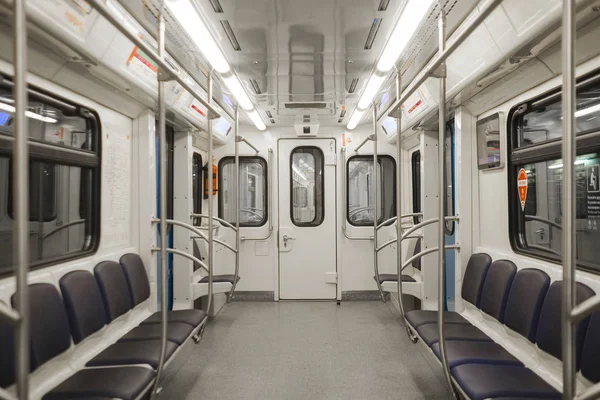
[192,153,202,226]
[0,80,100,278]
[412,151,422,224]
[347,155,396,226]
[445,122,455,234]
[218,156,267,227]
[509,72,600,274]
[291,147,324,227]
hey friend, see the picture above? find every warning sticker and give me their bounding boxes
[127,45,158,80]
[587,164,600,218]
[517,168,528,212]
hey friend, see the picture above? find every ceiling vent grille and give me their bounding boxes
[209,0,224,13]
[265,111,275,124]
[338,109,346,124]
[377,0,391,11]
[284,103,327,109]
[220,21,241,51]
[348,78,359,94]
[250,79,261,94]
[364,18,382,50]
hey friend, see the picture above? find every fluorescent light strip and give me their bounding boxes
[0,102,58,123]
[223,75,253,111]
[576,103,600,118]
[347,109,365,131]
[165,0,230,73]
[377,0,434,72]
[358,74,386,110]
[548,160,586,169]
[247,109,266,131]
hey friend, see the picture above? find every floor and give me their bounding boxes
[160,301,452,400]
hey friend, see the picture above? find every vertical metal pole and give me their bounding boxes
[373,105,385,303]
[14,0,30,397]
[561,0,577,397]
[437,8,454,398]
[152,10,168,397]
[207,73,214,315]
[228,106,240,303]
[395,72,407,320]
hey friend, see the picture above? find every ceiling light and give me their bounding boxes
[223,75,253,111]
[576,103,600,118]
[0,102,58,123]
[358,74,386,110]
[247,109,266,131]
[548,160,586,169]
[377,0,434,72]
[165,0,230,73]
[347,109,365,130]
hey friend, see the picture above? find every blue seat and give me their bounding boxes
[452,364,560,400]
[416,323,491,346]
[405,253,491,329]
[431,340,522,368]
[580,312,600,383]
[120,253,206,327]
[478,260,517,323]
[2,283,155,399]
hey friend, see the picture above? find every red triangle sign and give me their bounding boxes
[517,168,528,212]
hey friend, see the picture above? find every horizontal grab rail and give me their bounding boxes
[570,294,600,324]
[401,245,461,271]
[152,246,209,274]
[154,218,238,254]
[524,215,563,231]
[236,136,259,153]
[190,214,238,231]
[354,134,375,152]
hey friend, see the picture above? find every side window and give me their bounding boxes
[192,153,202,226]
[347,155,396,226]
[218,156,267,227]
[291,147,324,227]
[445,122,455,234]
[411,151,422,224]
[0,80,100,278]
[508,73,600,274]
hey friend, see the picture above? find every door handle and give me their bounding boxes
[283,234,296,247]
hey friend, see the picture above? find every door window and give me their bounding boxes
[291,147,324,227]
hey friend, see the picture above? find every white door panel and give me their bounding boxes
[278,139,337,300]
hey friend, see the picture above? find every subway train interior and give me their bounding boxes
[2,0,600,399]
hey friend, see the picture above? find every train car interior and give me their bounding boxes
[2,0,600,399]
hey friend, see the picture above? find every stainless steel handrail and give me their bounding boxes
[401,245,461,271]
[87,0,221,120]
[354,134,375,153]
[371,106,385,303]
[190,235,237,254]
[385,0,503,121]
[376,213,423,232]
[152,247,210,277]
[190,214,238,232]
[236,135,260,154]
[41,219,86,240]
[229,107,241,303]
[375,235,423,253]
[206,73,215,318]
[13,0,29,396]
[241,148,274,241]
[401,216,459,242]
[570,294,600,324]
[152,11,168,396]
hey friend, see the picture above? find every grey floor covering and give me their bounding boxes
[160,301,452,400]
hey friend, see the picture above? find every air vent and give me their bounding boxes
[209,0,224,13]
[250,79,261,94]
[220,21,241,51]
[266,111,273,118]
[303,127,311,134]
[338,109,346,124]
[364,18,382,50]
[377,0,391,11]
[348,78,359,94]
[284,103,327,109]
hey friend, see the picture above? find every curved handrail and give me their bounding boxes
[191,235,237,254]
[190,214,238,232]
[376,213,424,231]
[375,235,423,253]
[41,219,85,240]
[400,216,459,242]
[152,246,210,275]
[524,215,562,231]
[401,245,460,271]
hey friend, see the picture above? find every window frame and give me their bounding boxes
[346,154,397,227]
[290,146,325,227]
[217,155,268,227]
[507,69,600,274]
[0,77,102,278]
[411,151,422,224]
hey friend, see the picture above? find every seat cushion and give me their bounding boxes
[94,261,133,322]
[86,340,177,369]
[461,253,492,307]
[59,270,108,344]
[416,323,491,346]
[405,310,468,329]
[479,260,517,323]
[120,322,194,345]
[43,366,155,400]
[142,309,206,327]
[580,312,600,383]
[120,253,152,307]
[431,340,523,368]
[452,364,561,400]
[503,269,550,342]
[373,274,416,284]
[199,274,241,284]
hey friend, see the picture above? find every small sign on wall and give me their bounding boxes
[517,168,528,212]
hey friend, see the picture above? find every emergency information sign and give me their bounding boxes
[517,168,528,212]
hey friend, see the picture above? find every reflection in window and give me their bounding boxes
[291,147,324,227]
[218,157,267,227]
[192,153,202,226]
[412,151,422,224]
[347,155,396,226]
[445,122,455,234]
